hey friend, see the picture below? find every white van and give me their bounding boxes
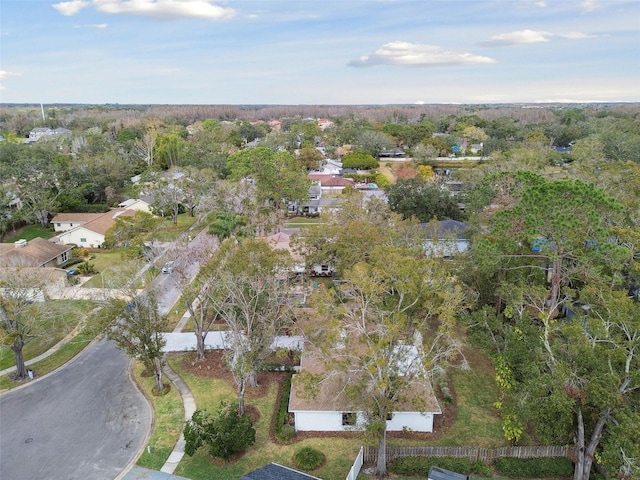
[161,261,174,274]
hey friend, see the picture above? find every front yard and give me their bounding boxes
[132,343,506,480]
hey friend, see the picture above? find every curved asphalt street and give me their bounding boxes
[0,228,208,480]
[0,339,151,480]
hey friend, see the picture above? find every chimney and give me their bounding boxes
[14,239,28,248]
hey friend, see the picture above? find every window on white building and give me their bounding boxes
[342,412,356,426]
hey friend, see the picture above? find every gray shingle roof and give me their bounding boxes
[242,463,322,480]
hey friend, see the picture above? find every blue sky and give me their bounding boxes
[1,0,639,104]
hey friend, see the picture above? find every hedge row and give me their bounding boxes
[494,456,574,477]
[273,372,296,442]
[389,456,491,477]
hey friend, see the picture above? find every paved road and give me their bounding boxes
[0,340,151,480]
[0,227,209,480]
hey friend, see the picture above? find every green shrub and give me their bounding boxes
[183,402,256,461]
[494,456,574,477]
[278,424,296,442]
[273,373,296,442]
[59,257,84,269]
[76,261,96,274]
[471,460,493,476]
[293,446,324,470]
[390,456,480,476]
[341,150,379,169]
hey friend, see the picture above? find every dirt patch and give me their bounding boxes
[179,350,290,399]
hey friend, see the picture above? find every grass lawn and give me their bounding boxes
[0,300,97,371]
[378,163,397,184]
[0,301,105,391]
[132,362,184,471]
[151,214,198,242]
[4,224,54,242]
[285,217,322,228]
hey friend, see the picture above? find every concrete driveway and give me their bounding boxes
[0,340,152,480]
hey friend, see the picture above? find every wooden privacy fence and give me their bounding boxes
[362,445,572,465]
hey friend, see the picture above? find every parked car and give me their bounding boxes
[161,261,174,274]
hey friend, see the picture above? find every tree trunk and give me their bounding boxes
[152,356,164,393]
[549,256,563,317]
[248,370,258,388]
[11,340,29,379]
[237,378,246,416]
[573,407,609,480]
[36,210,49,229]
[195,332,206,361]
[375,427,388,478]
[574,408,586,480]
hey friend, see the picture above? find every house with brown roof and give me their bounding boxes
[307,174,354,194]
[288,344,441,433]
[52,209,136,248]
[0,238,73,268]
[51,213,106,232]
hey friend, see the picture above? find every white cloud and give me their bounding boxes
[558,31,599,40]
[73,23,108,28]
[480,29,601,47]
[479,29,552,47]
[519,0,546,6]
[92,0,236,20]
[0,70,21,91]
[348,41,496,68]
[582,0,597,12]
[0,70,21,80]
[52,1,90,16]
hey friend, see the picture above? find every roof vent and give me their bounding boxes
[14,239,28,248]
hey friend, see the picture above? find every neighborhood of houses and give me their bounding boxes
[1,141,470,440]
[0,119,480,480]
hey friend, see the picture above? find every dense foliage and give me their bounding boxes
[389,456,491,476]
[1,103,639,478]
[183,402,256,461]
[494,457,574,477]
[386,177,466,222]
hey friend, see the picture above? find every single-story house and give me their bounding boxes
[422,220,470,258]
[117,195,154,213]
[289,346,441,433]
[52,208,136,248]
[263,230,306,274]
[51,212,107,232]
[0,238,74,268]
[28,127,72,142]
[28,127,54,141]
[308,174,355,194]
[242,463,322,480]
